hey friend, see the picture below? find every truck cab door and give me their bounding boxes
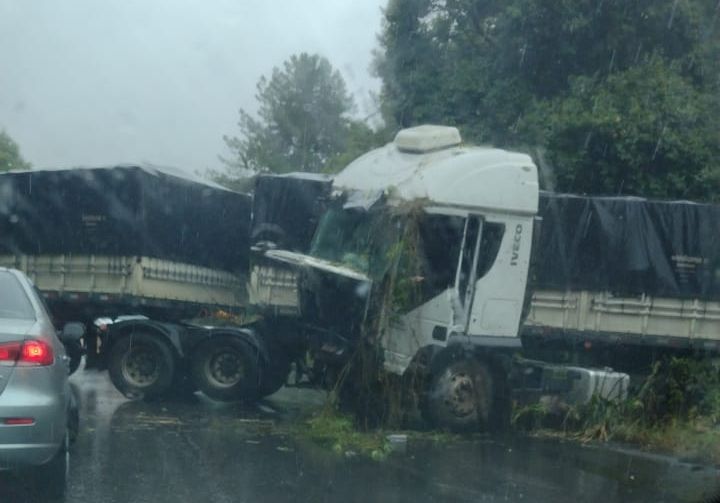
[453,215,483,333]
[465,215,534,342]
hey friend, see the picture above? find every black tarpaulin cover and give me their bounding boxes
[0,165,251,272]
[533,192,720,300]
[252,173,332,252]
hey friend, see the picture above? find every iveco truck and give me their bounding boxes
[5,128,718,432]
[253,125,719,430]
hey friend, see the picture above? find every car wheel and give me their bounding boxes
[108,333,176,400]
[191,336,260,402]
[68,389,80,444]
[40,432,69,499]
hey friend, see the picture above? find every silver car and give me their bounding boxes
[0,267,79,490]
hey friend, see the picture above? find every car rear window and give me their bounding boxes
[0,271,36,320]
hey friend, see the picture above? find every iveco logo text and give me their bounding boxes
[510,224,522,266]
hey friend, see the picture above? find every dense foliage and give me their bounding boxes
[0,131,31,172]
[374,0,720,200]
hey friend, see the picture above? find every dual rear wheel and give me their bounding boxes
[107,333,286,402]
[190,336,261,402]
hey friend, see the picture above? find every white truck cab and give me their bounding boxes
[262,125,627,432]
[332,125,539,374]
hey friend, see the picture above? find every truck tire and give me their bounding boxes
[190,336,260,402]
[66,341,83,375]
[159,366,198,401]
[107,333,176,400]
[259,357,290,398]
[424,358,494,432]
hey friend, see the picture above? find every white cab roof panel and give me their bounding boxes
[334,126,539,215]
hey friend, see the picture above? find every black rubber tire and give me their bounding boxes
[489,369,512,433]
[68,389,80,444]
[107,333,176,400]
[424,358,494,432]
[68,353,81,375]
[65,342,85,375]
[259,357,290,398]
[162,368,199,401]
[190,336,261,402]
[40,432,69,499]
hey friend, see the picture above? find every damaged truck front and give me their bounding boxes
[259,125,628,431]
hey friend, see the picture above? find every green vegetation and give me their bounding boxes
[374,0,720,201]
[0,130,31,172]
[515,357,720,463]
[298,410,392,460]
[294,406,463,460]
[218,1,720,199]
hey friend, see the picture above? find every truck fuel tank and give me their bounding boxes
[513,359,629,410]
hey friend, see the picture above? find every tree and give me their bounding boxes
[542,57,720,199]
[222,53,376,178]
[374,0,720,200]
[0,131,31,172]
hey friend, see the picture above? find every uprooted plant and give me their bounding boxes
[313,203,430,431]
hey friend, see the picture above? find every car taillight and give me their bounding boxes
[0,340,53,366]
[0,342,22,363]
[21,340,54,365]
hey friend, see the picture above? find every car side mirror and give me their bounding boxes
[60,322,85,343]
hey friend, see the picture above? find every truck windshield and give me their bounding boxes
[309,208,399,279]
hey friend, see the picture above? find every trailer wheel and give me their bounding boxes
[259,357,290,398]
[108,333,176,400]
[425,358,494,432]
[191,336,260,402]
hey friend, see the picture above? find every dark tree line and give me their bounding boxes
[373,0,720,200]
[224,1,719,201]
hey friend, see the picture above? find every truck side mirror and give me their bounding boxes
[60,322,85,343]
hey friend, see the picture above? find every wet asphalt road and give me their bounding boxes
[2,371,720,503]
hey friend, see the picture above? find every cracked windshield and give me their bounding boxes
[1,1,720,502]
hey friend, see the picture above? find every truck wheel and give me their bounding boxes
[191,336,260,402]
[66,342,83,375]
[259,357,290,398]
[108,333,176,400]
[166,369,198,400]
[425,358,494,432]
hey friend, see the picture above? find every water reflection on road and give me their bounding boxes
[2,372,718,502]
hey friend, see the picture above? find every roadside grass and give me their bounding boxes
[514,356,720,464]
[300,411,391,460]
[293,356,720,464]
[524,417,720,465]
[293,407,462,461]
[609,418,720,464]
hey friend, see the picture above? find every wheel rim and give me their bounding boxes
[204,348,245,388]
[443,371,477,419]
[121,346,161,388]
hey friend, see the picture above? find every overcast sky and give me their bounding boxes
[0,0,385,174]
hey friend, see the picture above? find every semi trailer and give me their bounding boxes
[2,128,718,431]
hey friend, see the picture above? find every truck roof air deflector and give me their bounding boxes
[394,125,462,153]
